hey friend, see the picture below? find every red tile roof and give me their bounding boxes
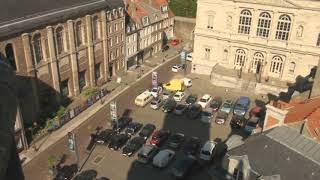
[307,108,320,140]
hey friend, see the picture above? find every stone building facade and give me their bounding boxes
[0,0,125,124]
[193,0,320,82]
[125,0,174,68]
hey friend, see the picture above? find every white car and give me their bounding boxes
[197,94,212,108]
[151,86,163,98]
[171,65,182,72]
[173,91,185,102]
[199,140,216,161]
[186,52,193,61]
[152,149,175,168]
[150,98,163,110]
[182,78,192,87]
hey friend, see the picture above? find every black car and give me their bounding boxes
[185,94,197,105]
[122,137,146,156]
[162,98,177,113]
[182,137,201,155]
[162,45,169,52]
[173,104,187,115]
[210,97,222,112]
[108,133,131,151]
[167,133,185,149]
[125,122,143,135]
[113,117,133,132]
[170,155,198,179]
[96,129,116,144]
[186,104,202,119]
[230,115,245,129]
[139,124,156,139]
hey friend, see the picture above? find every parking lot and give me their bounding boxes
[80,70,266,180]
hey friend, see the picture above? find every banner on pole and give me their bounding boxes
[110,101,118,122]
[68,132,75,152]
[152,71,158,88]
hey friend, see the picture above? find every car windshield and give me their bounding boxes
[187,96,196,101]
[223,103,231,108]
[174,94,180,97]
[202,112,211,116]
[235,104,246,110]
[151,88,157,92]
[176,105,185,110]
[247,122,257,127]
[200,98,207,103]
[150,101,157,105]
[201,150,211,155]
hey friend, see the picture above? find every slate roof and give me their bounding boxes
[227,129,320,180]
[0,0,124,38]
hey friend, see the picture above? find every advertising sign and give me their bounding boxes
[110,101,118,122]
[152,71,158,88]
[180,50,187,64]
[68,132,76,152]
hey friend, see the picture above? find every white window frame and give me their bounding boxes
[234,49,246,67]
[270,56,283,74]
[275,15,291,41]
[256,12,271,38]
[238,10,252,35]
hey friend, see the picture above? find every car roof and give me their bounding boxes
[202,141,216,151]
[140,144,156,155]
[238,96,250,104]
[175,91,184,95]
[201,94,211,99]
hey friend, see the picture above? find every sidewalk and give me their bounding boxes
[20,43,184,166]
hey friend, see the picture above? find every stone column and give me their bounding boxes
[67,20,80,96]
[46,26,61,94]
[269,12,280,39]
[250,10,259,37]
[85,15,95,86]
[21,33,40,112]
[101,10,109,82]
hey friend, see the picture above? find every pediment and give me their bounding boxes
[237,0,301,8]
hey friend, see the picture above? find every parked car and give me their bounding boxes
[134,90,153,107]
[122,136,146,157]
[108,133,131,151]
[162,45,169,52]
[182,78,192,87]
[171,65,182,72]
[186,52,193,61]
[185,94,197,105]
[125,122,143,136]
[152,149,175,168]
[167,133,185,149]
[215,111,229,125]
[170,155,197,179]
[96,129,116,144]
[163,79,185,91]
[150,130,171,147]
[249,106,264,118]
[162,90,173,100]
[137,144,159,164]
[139,124,156,140]
[233,96,250,116]
[210,97,222,112]
[162,98,177,113]
[187,104,202,119]
[230,115,245,129]
[171,39,179,46]
[173,91,185,102]
[174,104,188,115]
[244,116,260,134]
[150,98,164,110]
[150,86,163,98]
[200,111,213,123]
[199,140,216,161]
[113,117,132,132]
[197,94,212,108]
[182,137,200,155]
[220,100,233,114]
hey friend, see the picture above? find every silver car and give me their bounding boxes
[220,100,233,114]
[150,98,163,110]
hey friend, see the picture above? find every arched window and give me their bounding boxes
[275,15,291,40]
[5,44,16,70]
[234,49,246,67]
[238,10,252,34]
[256,12,271,38]
[270,56,283,74]
[296,25,303,38]
[55,27,64,54]
[92,16,99,41]
[289,62,296,74]
[252,52,264,69]
[75,21,83,47]
[33,34,43,64]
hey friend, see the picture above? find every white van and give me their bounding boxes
[135,90,153,107]
[186,52,193,61]
[182,78,192,87]
[199,140,216,161]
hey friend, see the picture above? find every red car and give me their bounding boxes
[171,39,179,46]
[150,130,171,147]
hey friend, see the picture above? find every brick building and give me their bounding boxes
[0,0,125,124]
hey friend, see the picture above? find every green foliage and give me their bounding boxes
[47,155,58,167]
[56,106,66,119]
[169,0,197,18]
[84,87,100,99]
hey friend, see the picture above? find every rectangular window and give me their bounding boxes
[109,25,112,33]
[79,71,86,91]
[61,80,69,97]
[205,48,211,60]
[115,23,118,31]
[317,33,320,46]
[95,63,101,80]
[45,39,50,58]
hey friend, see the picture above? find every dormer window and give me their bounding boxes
[161,5,168,13]
[155,14,158,20]
[107,11,111,20]
[113,9,117,18]
[127,26,131,33]
[142,16,149,26]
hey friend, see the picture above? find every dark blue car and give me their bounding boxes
[233,96,250,117]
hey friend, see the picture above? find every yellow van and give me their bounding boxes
[163,79,185,92]
[135,90,153,107]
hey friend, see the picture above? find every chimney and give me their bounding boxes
[310,58,320,98]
